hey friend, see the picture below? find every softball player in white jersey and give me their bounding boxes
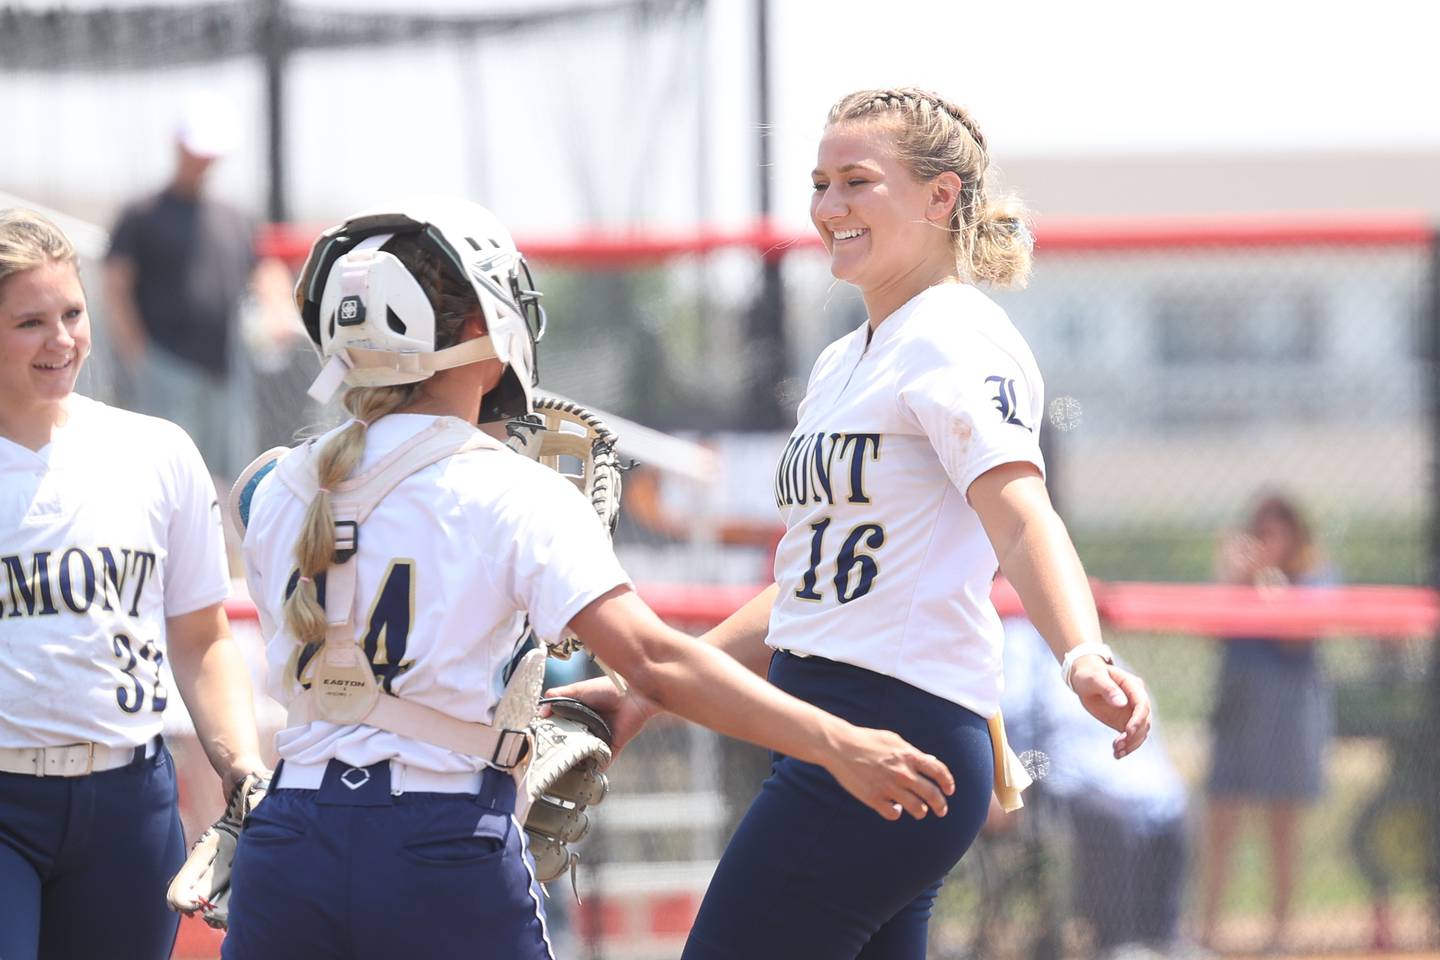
[0,208,265,960]
[219,199,955,960]
[555,88,1153,960]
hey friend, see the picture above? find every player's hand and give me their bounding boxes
[1070,658,1151,758]
[219,758,270,805]
[1217,532,1263,583]
[544,677,659,756]
[825,726,954,822]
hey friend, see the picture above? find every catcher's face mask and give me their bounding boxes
[295,197,546,420]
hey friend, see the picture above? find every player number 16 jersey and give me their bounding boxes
[766,283,1046,718]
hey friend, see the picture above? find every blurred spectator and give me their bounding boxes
[103,90,260,481]
[1200,492,1335,952]
[998,617,1191,959]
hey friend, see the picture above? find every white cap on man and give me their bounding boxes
[177,90,241,159]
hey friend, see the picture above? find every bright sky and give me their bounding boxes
[4,0,1438,230]
[767,0,1440,223]
[779,0,1440,156]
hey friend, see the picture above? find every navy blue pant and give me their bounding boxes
[222,760,553,960]
[683,652,994,960]
[0,742,184,960]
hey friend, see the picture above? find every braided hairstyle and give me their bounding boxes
[282,234,480,648]
[827,87,1032,289]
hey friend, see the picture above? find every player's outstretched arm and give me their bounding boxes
[547,581,783,752]
[166,602,269,796]
[969,461,1151,758]
[567,586,955,821]
[695,581,781,676]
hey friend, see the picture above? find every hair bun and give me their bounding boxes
[982,214,1034,249]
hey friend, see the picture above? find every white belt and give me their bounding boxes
[0,738,157,778]
[275,759,486,795]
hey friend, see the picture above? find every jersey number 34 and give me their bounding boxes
[287,560,416,692]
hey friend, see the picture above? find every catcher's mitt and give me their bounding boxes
[505,396,626,667]
[503,396,625,888]
[523,697,613,884]
[165,772,269,929]
[506,395,623,541]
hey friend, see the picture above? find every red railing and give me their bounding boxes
[225,580,1440,639]
[256,212,1435,267]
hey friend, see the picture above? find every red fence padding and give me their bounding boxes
[223,580,1438,638]
[1028,212,1434,252]
[1097,582,1440,639]
[255,212,1434,267]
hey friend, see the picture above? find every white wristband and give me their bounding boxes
[1061,642,1115,692]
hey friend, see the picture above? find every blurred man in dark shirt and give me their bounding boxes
[105,91,257,480]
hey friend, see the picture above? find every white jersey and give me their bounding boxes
[0,395,229,748]
[243,414,631,774]
[766,283,1045,717]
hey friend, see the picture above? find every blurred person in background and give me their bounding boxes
[1201,492,1335,952]
[554,87,1152,960]
[104,90,261,482]
[0,208,265,960]
[996,617,1191,960]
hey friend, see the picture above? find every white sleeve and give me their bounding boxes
[162,428,232,617]
[897,334,1045,498]
[494,468,632,646]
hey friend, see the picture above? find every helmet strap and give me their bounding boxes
[306,335,501,404]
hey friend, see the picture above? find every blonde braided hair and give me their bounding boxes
[827,88,1032,288]
[282,236,479,648]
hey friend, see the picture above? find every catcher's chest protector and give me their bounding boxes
[230,406,625,887]
[235,418,532,768]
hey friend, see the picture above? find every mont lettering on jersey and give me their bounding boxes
[0,395,229,749]
[774,432,882,508]
[0,546,158,620]
[766,283,1046,719]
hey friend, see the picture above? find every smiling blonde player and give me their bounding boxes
[0,208,265,960]
[555,89,1153,960]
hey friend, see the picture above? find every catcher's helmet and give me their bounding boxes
[295,197,545,421]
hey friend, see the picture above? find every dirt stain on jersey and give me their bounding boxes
[951,414,974,446]
[942,412,976,479]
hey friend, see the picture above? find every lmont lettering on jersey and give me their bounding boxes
[0,546,159,620]
[773,432,882,508]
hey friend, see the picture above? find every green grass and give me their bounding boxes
[1069,518,1430,586]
